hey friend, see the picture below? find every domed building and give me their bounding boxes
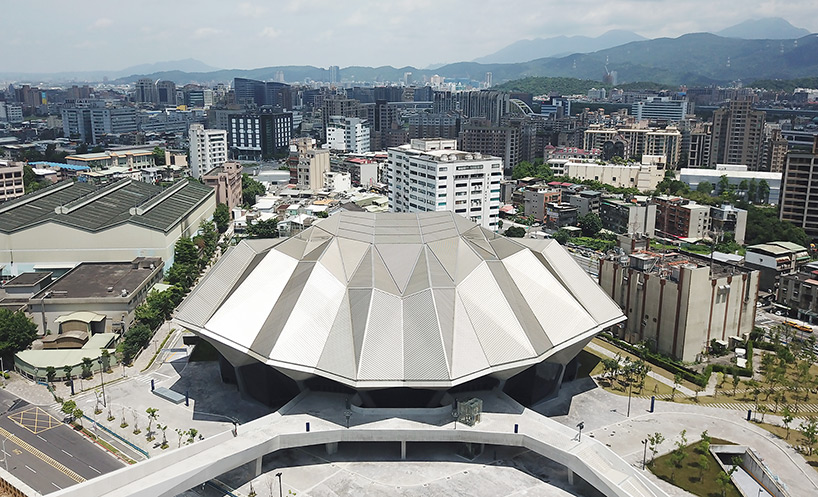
[176,212,624,408]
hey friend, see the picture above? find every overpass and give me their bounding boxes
[51,390,668,497]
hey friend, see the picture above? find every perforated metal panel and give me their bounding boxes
[358,290,403,380]
[316,291,357,380]
[403,290,449,380]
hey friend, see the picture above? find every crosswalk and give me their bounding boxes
[133,372,170,385]
[630,393,818,415]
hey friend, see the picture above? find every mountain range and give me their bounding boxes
[474,30,647,64]
[1,18,815,87]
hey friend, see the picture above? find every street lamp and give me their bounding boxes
[627,380,633,417]
[576,421,584,442]
[642,439,648,470]
[2,434,11,471]
[97,357,106,408]
[275,472,283,497]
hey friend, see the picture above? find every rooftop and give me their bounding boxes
[32,258,162,300]
[0,179,214,234]
[4,272,52,288]
[177,212,623,389]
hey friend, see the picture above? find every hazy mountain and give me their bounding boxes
[474,30,646,64]
[716,17,811,39]
[116,59,220,78]
[0,59,219,84]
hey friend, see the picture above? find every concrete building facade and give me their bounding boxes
[297,149,331,191]
[599,198,656,236]
[325,116,371,154]
[203,161,243,211]
[709,99,766,170]
[779,137,818,238]
[387,139,502,231]
[189,124,228,179]
[599,251,759,362]
[0,160,25,202]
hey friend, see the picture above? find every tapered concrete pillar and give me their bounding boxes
[253,456,262,477]
[401,441,406,460]
[326,442,338,455]
[567,469,574,486]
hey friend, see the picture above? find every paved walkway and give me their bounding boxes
[538,377,818,497]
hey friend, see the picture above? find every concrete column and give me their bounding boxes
[253,456,262,477]
[401,441,406,460]
[567,469,574,486]
[325,442,338,455]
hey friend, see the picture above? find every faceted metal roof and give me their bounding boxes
[176,212,625,388]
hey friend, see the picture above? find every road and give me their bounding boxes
[0,388,124,494]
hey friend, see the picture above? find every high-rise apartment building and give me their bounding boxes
[780,137,818,239]
[297,149,330,191]
[709,99,766,170]
[458,119,521,175]
[233,78,291,109]
[325,116,370,153]
[328,66,340,85]
[156,81,177,106]
[763,126,789,173]
[189,124,228,179]
[0,161,25,201]
[387,138,502,230]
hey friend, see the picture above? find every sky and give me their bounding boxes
[4,0,818,73]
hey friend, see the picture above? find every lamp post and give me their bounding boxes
[627,380,633,417]
[97,358,106,408]
[2,434,11,471]
[642,439,648,470]
[576,421,584,442]
[275,472,283,497]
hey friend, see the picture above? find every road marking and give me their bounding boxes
[37,435,47,442]
[61,449,74,458]
[25,465,36,473]
[88,465,101,474]
[52,482,62,490]
[0,426,85,483]
[8,406,60,434]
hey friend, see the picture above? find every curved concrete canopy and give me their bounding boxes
[176,212,624,388]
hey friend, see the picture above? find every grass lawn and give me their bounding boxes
[650,438,741,497]
[590,338,702,391]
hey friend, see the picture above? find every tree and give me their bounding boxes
[698,453,709,481]
[61,400,77,419]
[46,366,56,385]
[671,373,682,401]
[782,406,794,439]
[213,203,230,234]
[173,237,199,267]
[647,432,665,465]
[0,309,38,357]
[696,181,713,195]
[146,408,159,441]
[247,218,279,239]
[62,365,73,382]
[81,357,94,378]
[717,175,729,194]
[166,263,197,290]
[73,408,84,428]
[578,213,602,237]
[241,174,266,207]
[747,178,758,203]
[152,147,166,166]
[503,226,526,238]
[757,179,770,204]
[732,371,741,397]
[716,471,732,497]
[799,417,818,455]
[554,228,570,245]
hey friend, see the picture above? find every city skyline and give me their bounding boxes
[5,0,818,74]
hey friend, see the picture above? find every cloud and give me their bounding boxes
[91,18,113,29]
[259,27,280,39]
[193,27,222,39]
[239,2,266,17]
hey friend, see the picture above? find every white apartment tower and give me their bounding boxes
[189,124,227,179]
[387,139,502,230]
[325,116,371,154]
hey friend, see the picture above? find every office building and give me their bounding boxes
[547,159,664,192]
[156,80,177,106]
[0,103,23,124]
[0,179,215,276]
[709,99,766,170]
[325,116,370,153]
[680,165,782,204]
[189,124,228,179]
[233,78,291,109]
[387,139,502,230]
[407,113,459,140]
[653,195,711,240]
[134,78,159,104]
[203,161,243,210]
[631,97,689,123]
[779,137,818,238]
[565,190,601,216]
[297,149,330,191]
[746,241,811,292]
[599,251,759,362]
[599,198,656,236]
[229,110,293,160]
[710,204,748,245]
